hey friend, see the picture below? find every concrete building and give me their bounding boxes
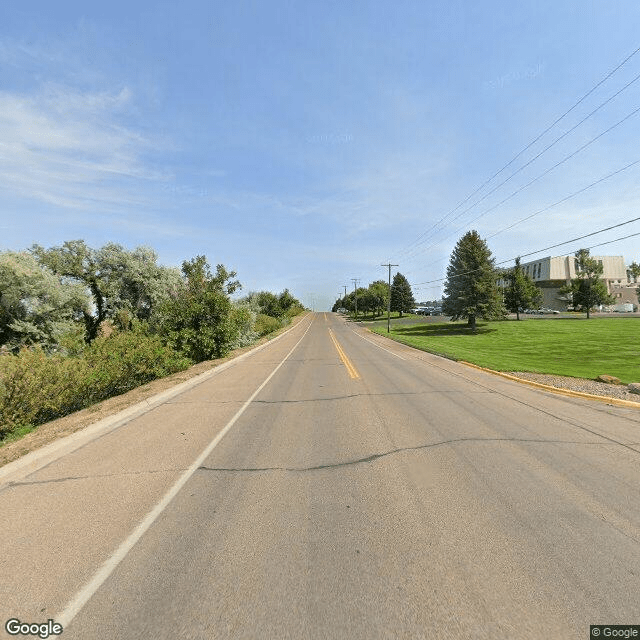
[516,255,637,310]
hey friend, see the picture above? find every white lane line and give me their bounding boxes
[352,329,407,360]
[56,317,314,629]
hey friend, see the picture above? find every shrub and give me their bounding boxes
[81,330,192,402]
[0,330,191,440]
[254,314,282,337]
[229,305,258,349]
[0,347,85,437]
[154,258,242,362]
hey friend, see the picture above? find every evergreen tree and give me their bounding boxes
[505,257,543,320]
[442,230,504,330]
[390,272,415,317]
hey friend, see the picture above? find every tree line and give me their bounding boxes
[0,240,304,357]
[332,230,625,328]
[0,240,305,439]
[332,273,416,318]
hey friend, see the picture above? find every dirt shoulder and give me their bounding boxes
[0,314,308,468]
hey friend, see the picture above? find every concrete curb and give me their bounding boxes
[459,361,640,409]
[0,314,310,486]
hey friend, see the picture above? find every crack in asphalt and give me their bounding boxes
[5,437,638,497]
[252,390,490,404]
[4,436,621,492]
[197,436,616,474]
[164,390,493,406]
[2,467,180,491]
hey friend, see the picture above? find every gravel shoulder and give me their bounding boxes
[507,371,638,401]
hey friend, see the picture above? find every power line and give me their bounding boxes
[412,223,640,287]
[401,158,640,276]
[402,73,640,259]
[486,158,640,240]
[404,103,640,263]
[394,44,640,260]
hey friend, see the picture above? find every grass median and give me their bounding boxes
[371,317,639,383]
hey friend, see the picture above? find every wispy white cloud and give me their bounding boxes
[0,82,167,211]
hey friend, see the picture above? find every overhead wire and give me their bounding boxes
[403,102,640,263]
[401,71,640,260]
[393,45,640,259]
[408,156,640,275]
[411,224,640,287]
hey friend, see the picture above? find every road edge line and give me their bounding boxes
[56,316,313,629]
[0,314,312,484]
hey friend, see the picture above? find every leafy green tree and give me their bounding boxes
[333,292,355,313]
[156,256,241,361]
[31,240,181,342]
[255,291,282,318]
[442,230,504,330]
[368,280,389,317]
[278,289,304,317]
[241,289,304,320]
[390,273,415,317]
[560,249,613,318]
[505,257,543,320]
[358,288,377,317]
[0,251,89,350]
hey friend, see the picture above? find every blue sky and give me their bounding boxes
[1,1,640,309]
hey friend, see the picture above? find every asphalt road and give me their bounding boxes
[1,312,639,639]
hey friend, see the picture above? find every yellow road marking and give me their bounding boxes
[328,328,360,379]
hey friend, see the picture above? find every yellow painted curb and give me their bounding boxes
[459,361,640,409]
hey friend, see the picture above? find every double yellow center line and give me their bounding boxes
[328,328,361,379]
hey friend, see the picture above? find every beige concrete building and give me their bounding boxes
[517,255,637,310]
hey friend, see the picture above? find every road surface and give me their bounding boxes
[1,312,639,639]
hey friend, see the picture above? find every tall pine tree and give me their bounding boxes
[390,272,415,317]
[442,231,504,330]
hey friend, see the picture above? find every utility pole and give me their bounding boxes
[351,278,360,320]
[381,263,398,333]
[343,285,348,299]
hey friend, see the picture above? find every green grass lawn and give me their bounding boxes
[371,317,639,383]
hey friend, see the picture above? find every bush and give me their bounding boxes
[284,304,305,319]
[0,330,191,440]
[154,258,242,362]
[254,314,282,337]
[81,330,192,401]
[0,348,84,437]
[229,305,258,349]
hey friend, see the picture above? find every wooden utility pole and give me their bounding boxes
[351,279,360,320]
[381,263,398,333]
